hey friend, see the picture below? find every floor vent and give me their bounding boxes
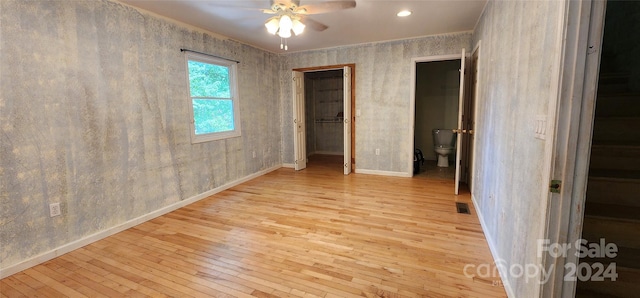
[456,202,471,214]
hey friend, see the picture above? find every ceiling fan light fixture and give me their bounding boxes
[263,0,356,50]
[265,17,279,34]
[278,29,292,38]
[279,15,293,32]
[292,19,305,35]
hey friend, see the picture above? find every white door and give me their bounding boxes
[293,71,307,171]
[343,66,352,175]
[454,49,466,195]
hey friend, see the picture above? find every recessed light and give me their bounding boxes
[397,10,412,17]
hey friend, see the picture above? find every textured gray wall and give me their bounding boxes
[0,0,281,270]
[281,33,472,173]
[471,1,565,297]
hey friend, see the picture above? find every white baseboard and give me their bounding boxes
[0,164,282,279]
[470,194,516,298]
[282,163,295,168]
[355,168,412,177]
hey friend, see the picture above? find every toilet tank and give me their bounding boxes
[432,129,456,148]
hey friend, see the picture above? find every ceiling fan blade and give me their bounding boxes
[296,1,356,15]
[299,15,328,31]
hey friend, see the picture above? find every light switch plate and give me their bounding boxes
[535,115,546,140]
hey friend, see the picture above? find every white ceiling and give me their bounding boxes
[117,0,487,53]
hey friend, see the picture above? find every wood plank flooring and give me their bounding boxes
[1,155,506,297]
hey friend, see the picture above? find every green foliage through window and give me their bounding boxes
[188,61,230,98]
[186,55,239,140]
[192,99,234,134]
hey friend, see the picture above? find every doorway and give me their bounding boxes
[304,70,345,157]
[411,50,473,195]
[543,1,639,296]
[413,60,461,181]
[576,0,640,296]
[292,64,355,174]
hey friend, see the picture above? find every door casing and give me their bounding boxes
[454,49,467,195]
[410,53,475,195]
[541,0,606,297]
[292,64,357,171]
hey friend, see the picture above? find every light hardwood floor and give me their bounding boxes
[1,155,506,297]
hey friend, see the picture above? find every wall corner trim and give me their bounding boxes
[470,194,516,298]
[0,164,283,279]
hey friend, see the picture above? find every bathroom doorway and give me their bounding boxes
[412,58,461,181]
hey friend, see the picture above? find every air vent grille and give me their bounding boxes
[456,202,470,214]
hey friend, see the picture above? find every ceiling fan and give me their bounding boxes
[261,0,357,50]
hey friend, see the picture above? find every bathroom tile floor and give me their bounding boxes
[415,159,456,180]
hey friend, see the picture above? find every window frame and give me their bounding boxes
[184,52,241,143]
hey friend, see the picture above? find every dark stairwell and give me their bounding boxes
[576,1,640,296]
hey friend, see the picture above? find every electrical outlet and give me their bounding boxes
[375,148,380,156]
[252,150,256,158]
[49,203,61,217]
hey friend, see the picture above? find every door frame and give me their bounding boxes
[409,54,466,182]
[343,66,353,175]
[454,49,466,195]
[541,0,606,297]
[293,64,357,170]
[465,41,481,194]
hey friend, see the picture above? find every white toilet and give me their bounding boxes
[432,129,457,167]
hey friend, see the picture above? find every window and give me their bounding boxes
[185,52,241,143]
